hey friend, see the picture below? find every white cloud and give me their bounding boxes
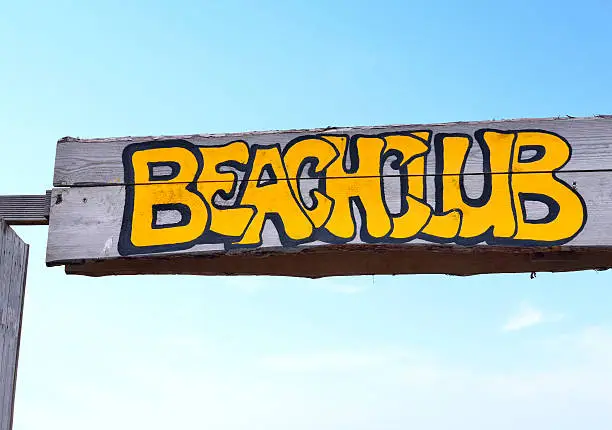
[502,303,543,331]
[502,302,563,332]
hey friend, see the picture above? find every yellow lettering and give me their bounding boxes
[283,137,339,228]
[197,142,255,239]
[434,132,516,240]
[323,136,391,239]
[129,145,208,248]
[421,210,462,239]
[511,131,585,242]
[120,127,586,252]
[383,133,433,239]
[236,146,313,245]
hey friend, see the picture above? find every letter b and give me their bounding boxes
[119,141,209,255]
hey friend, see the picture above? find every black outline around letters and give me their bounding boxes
[119,129,588,256]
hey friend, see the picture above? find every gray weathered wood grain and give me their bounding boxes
[46,170,612,266]
[0,221,28,430]
[53,116,612,186]
[47,116,612,276]
[63,245,612,278]
[0,193,50,226]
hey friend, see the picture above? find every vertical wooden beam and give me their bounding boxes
[0,221,28,430]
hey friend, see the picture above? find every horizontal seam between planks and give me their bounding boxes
[53,168,612,188]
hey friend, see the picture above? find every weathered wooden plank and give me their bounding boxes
[0,192,51,225]
[0,221,28,430]
[46,170,610,269]
[47,116,612,276]
[64,245,612,277]
[53,116,612,186]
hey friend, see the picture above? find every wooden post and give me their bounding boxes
[0,221,28,430]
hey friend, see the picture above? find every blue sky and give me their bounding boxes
[3,0,612,428]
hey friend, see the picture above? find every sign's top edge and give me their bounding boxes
[57,115,612,144]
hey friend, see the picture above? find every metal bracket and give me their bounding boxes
[0,191,51,225]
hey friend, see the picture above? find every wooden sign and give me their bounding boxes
[46,116,612,277]
[0,221,28,430]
